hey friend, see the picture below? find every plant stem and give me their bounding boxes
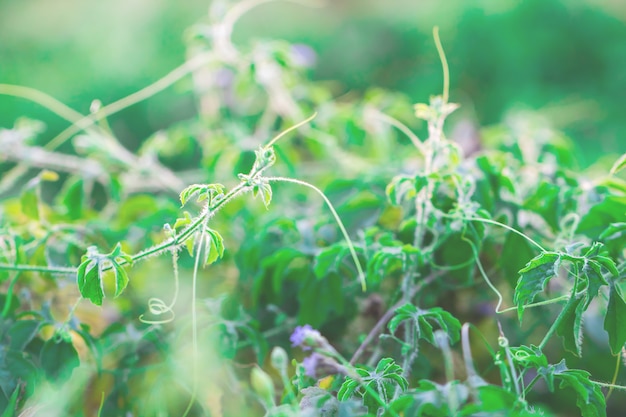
[0,264,75,275]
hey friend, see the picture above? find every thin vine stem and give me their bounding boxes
[265,176,367,291]
[433,26,449,104]
[0,264,75,275]
[181,225,205,417]
[447,214,547,253]
[368,109,426,156]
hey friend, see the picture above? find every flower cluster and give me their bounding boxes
[290,324,324,351]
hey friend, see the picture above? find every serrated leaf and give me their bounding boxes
[582,260,608,306]
[610,152,626,175]
[552,365,606,417]
[555,294,586,356]
[514,252,561,321]
[388,303,418,334]
[604,284,626,355]
[388,304,461,346]
[77,258,103,306]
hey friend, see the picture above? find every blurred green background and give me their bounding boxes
[1,0,624,164]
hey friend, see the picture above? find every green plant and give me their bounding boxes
[1,1,625,416]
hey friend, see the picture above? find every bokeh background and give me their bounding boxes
[1,0,624,166]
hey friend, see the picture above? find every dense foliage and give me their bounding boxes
[1,1,625,416]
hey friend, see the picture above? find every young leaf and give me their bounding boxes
[514,252,561,321]
[603,284,626,355]
[510,345,548,369]
[179,183,225,207]
[255,182,273,209]
[386,175,428,205]
[204,227,225,265]
[77,258,104,306]
[173,211,193,230]
[111,263,129,298]
[179,184,205,206]
[108,243,132,297]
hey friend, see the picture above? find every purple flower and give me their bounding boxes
[290,324,322,351]
[301,353,345,379]
[302,354,319,378]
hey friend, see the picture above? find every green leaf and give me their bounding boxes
[40,336,80,381]
[582,260,608,306]
[501,230,537,288]
[551,363,606,417]
[599,223,626,259]
[256,182,272,208]
[179,183,225,207]
[20,185,39,220]
[8,320,41,351]
[610,152,626,175]
[314,244,352,279]
[367,244,421,283]
[1,385,20,417]
[555,294,586,356]
[510,345,548,369]
[60,177,84,219]
[604,284,626,355]
[578,196,626,238]
[337,378,360,401]
[76,258,103,306]
[514,252,561,321]
[111,262,129,298]
[457,385,519,415]
[297,272,344,327]
[388,304,461,345]
[204,227,225,265]
[386,175,428,205]
[173,211,193,230]
[523,181,560,230]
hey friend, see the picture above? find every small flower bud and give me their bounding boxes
[250,366,275,408]
[270,346,288,374]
